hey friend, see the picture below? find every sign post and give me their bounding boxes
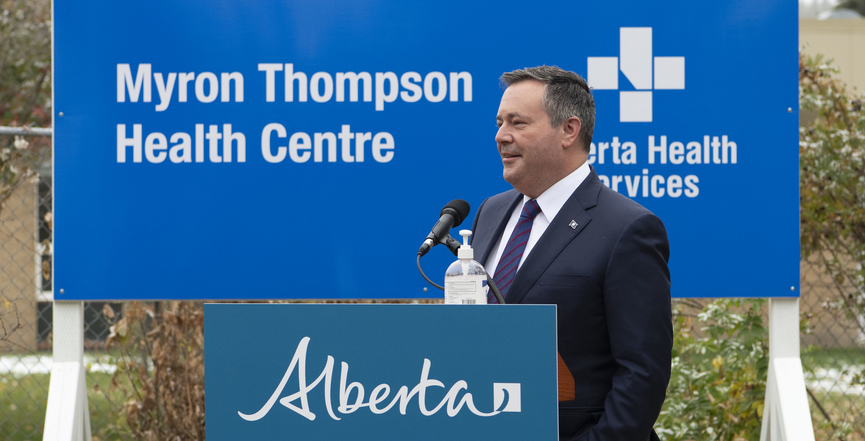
[43,302,91,441]
[761,298,815,441]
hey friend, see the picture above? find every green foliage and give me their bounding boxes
[656,299,768,441]
[0,0,51,127]
[838,0,865,16]
[0,0,52,210]
[799,52,865,316]
[800,52,865,263]
[799,53,865,411]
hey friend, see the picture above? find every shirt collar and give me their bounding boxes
[523,161,591,222]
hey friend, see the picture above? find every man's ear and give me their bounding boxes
[561,116,582,150]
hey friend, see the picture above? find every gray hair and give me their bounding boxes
[500,65,595,153]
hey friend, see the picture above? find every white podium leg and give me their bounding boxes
[43,301,92,441]
[760,298,815,441]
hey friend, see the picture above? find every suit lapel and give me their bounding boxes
[475,191,522,268]
[504,168,603,305]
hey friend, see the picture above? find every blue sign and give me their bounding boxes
[53,1,798,299]
[204,304,559,440]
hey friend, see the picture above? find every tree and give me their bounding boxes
[0,0,51,127]
[0,0,52,360]
[800,51,865,439]
[0,0,52,209]
[799,53,865,339]
[837,0,865,16]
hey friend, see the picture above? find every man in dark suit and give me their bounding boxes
[470,66,672,440]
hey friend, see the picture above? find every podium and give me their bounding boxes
[204,304,559,440]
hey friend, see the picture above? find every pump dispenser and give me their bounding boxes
[444,230,489,304]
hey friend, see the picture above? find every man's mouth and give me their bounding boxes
[501,152,521,159]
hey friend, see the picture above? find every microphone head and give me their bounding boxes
[441,199,471,227]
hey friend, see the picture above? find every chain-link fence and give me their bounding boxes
[0,131,130,438]
[800,254,865,440]
[0,146,863,440]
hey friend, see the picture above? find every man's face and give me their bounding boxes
[495,81,568,198]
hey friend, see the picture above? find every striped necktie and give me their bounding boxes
[490,199,542,303]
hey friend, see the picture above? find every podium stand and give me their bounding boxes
[204,304,559,440]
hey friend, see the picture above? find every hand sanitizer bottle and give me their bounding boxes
[444,230,489,304]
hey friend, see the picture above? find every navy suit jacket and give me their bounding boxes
[470,167,672,441]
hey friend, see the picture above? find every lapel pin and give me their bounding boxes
[569,220,578,229]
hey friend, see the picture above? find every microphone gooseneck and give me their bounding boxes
[417,199,471,257]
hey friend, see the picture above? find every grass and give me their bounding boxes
[802,346,865,370]
[801,346,865,439]
[810,390,865,441]
[0,370,133,441]
[0,374,47,441]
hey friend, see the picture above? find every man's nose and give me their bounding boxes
[495,126,511,145]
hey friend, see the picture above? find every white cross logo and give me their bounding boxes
[587,27,685,122]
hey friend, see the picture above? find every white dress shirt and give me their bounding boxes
[486,161,591,277]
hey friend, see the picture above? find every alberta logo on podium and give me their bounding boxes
[588,27,685,122]
[237,337,522,422]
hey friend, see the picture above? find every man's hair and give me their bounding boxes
[500,65,595,152]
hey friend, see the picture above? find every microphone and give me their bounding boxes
[418,199,471,257]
